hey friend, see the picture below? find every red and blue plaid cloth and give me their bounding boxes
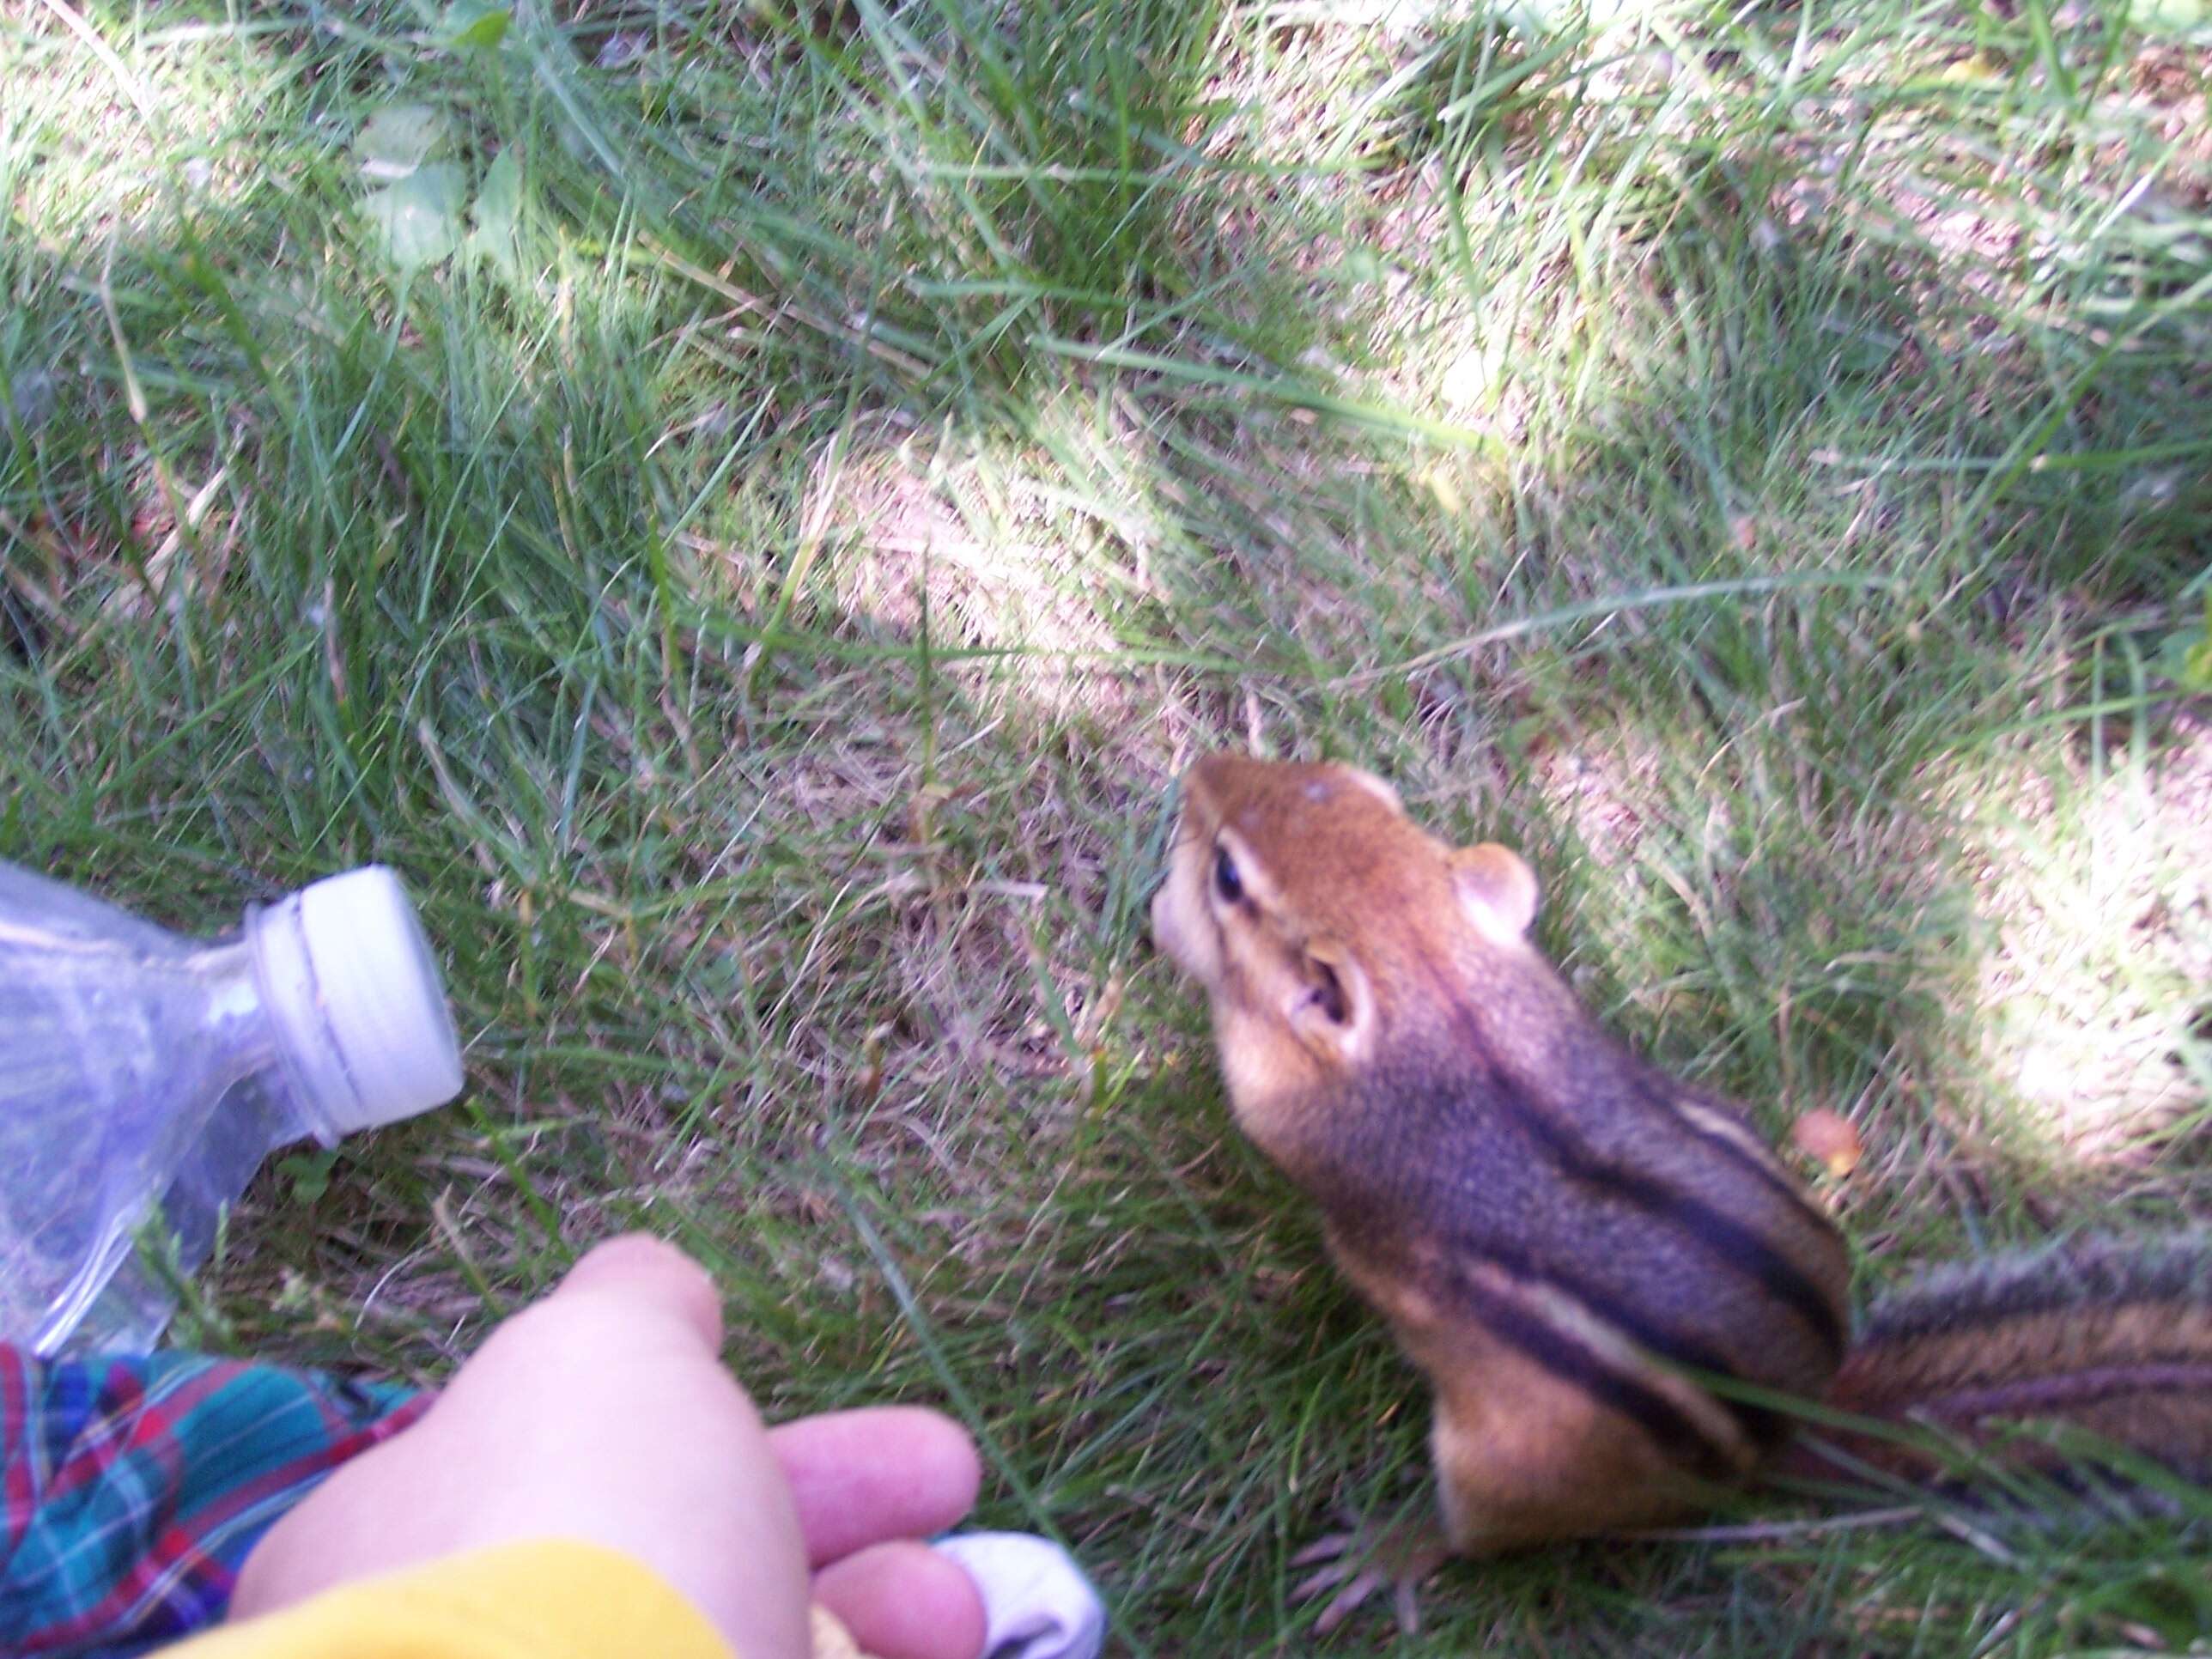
[0,1345,427,1657]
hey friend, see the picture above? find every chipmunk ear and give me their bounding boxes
[1453,843,1539,943]
[1337,765,1402,813]
[1287,938,1376,1065]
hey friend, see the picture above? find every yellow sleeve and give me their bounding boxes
[161,1539,736,1659]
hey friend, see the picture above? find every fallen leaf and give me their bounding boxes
[355,104,446,180]
[362,163,467,271]
[1790,1109,1863,1177]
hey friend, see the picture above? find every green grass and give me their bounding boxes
[4,0,2210,1650]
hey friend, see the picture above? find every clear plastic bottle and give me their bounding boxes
[0,861,464,1355]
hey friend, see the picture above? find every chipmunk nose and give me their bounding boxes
[1147,859,1205,979]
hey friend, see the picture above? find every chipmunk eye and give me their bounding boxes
[1212,845,1244,903]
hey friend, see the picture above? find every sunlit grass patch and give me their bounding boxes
[1952,706,2211,1159]
[3,0,2210,1650]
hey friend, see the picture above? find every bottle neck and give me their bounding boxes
[190,938,325,1146]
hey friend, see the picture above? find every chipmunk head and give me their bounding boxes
[1151,753,1539,1129]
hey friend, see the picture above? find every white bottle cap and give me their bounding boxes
[248,866,465,1139]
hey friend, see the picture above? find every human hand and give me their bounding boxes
[230,1235,986,1659]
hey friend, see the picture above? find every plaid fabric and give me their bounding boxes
[0,1345,428,1658]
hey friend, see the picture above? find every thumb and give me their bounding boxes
[550,1233,726,1352]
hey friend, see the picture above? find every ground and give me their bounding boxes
[3,0,2209,1650]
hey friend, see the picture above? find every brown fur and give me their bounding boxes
[1153,753,1850,1550]
[1811,1233,2212,1480]
[1153,752,2212,1568]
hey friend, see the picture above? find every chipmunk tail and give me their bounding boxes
[1791,1232,2212,1483]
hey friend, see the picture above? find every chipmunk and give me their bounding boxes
[1151,751,2212,1632]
